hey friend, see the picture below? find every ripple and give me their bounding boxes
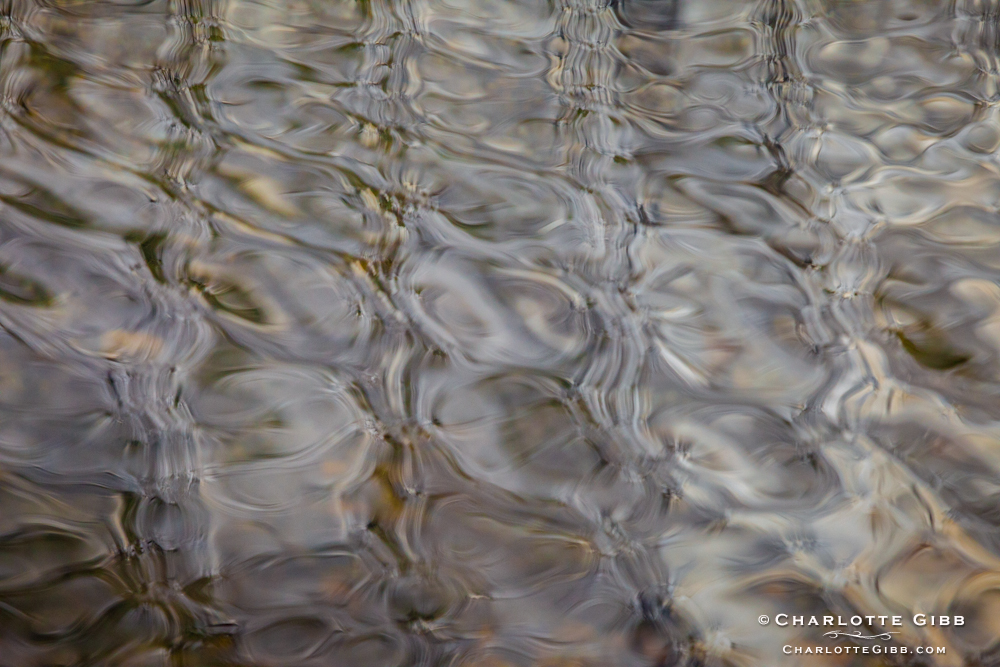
[1,0,1000,664]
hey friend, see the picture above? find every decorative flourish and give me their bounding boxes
[823,630,899,641]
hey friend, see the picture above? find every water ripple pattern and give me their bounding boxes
[0,0,999,665]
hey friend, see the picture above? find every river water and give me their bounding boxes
[1,0,999,665]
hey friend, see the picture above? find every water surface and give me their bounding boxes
[1,0,1000,664]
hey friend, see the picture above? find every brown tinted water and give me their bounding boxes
[1,0,1000,665]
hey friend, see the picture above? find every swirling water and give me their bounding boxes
[1,0,1000,664]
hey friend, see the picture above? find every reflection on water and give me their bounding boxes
[0,0,999,664]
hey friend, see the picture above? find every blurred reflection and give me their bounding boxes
[1,0,999,664]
